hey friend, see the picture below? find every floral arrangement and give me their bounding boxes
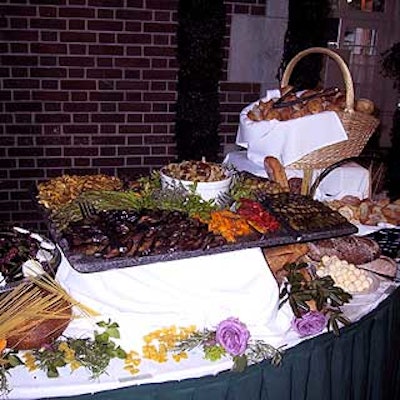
[172,318,282,372]
[279,262,352,336]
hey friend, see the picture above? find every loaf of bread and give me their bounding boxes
[264,156,289,192]
[307,236,381,265]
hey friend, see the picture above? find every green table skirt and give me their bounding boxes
[50,287,400,400]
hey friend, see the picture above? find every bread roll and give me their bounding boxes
[264,156,289,191]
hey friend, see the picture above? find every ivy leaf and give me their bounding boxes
[7,354,23,367]
[47,367,60,378]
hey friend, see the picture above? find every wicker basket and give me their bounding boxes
[280,47,379,170]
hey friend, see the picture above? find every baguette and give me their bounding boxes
[263,156,289,192]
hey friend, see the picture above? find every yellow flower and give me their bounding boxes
[124,350,141,375]
[141,325,197,363]
[23,352,38,372]
[172,351,188,362]
[70,360,81,372]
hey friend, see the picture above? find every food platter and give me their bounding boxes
[34,171,357,274]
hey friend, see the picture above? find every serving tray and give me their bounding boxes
[43,193,357,274]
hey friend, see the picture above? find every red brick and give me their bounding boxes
[8,147,44,157]
[100,103,116,112]
[33,91,69,101]
[31,43,67,54]
[154,11,171,22]
[40,56,57,66]
[73,114,89,123]
[71,92,88,101]
[120,125,149,134]
[125,22,142,31]
[19,159,36,169]
[39,6,57,17]
[87,68,122,78]
[88,20,123,31]
[118,146,150,156]
[115,58,149,68]
[68,20,86,30]
[31,68,67,78]
[100,125,117,134]
[3,30,39,41]
[69,69,84,78]
[88,0,124,6]
[152,103,168,112]
[98,33,116,43]
[118,33,151,44]
[126,0,144,7]
[35,114,71,123]
[92,136,125,145]
[59,57,94,67]
[1,55,38,66]
[64,147,99,157]
[100,147,117,156]
[4,79,39,89]
[89,45,123,55]
[127,114,143,123]
[143,69,176,80]
[31,19,67,30]
[116,9,152,20]
[64,125,98,134]
[6,102,42,112]
[61,80,96,90]
[151,59,167,68]
[125,92,142,101]
[60,32,97,42]
[119,102,151,112]
[74,158,91,167]
[17,137,34,146]
[11,67,28,77]
[144,46,175,57]
[92,157,124,167]
[41,31,58,41]
[144,22,176,33]
[91,113,125,123]
[90,92,124,101]
[0,5,36,16]
[6,125,41,135]
[38,158,72,168]
[69,44,87,54]
[153,35,169,45]
[59,7,96,18]
[10,18,28,29]
[97,57,113,67]
[63,102,97,112]
[116,80,148,90]
[144,134,174,144]
[41,80,59,89]
[73,136,91,146]
[36,136,72,146]
[42,145,63,155]
[126,46,142,56]
[98,9,114,18]
[145,0,178,10]
[125,70,140,79]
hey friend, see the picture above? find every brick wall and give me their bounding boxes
[0,0,265,231]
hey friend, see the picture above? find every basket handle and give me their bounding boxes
[280,47,355,113]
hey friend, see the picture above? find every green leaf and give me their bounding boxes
[106,327,120,339]
[7,354,23,367]
[47,367,60,378]
[232,355,247,373]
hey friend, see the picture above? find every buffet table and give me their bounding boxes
[45,285,400,400]
[7,243,399,400]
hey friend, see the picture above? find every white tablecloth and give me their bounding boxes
[7,247,396,399]
[224,150,370,201]
[236,91,348,167]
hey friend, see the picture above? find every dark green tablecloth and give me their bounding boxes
[50,287,400,400]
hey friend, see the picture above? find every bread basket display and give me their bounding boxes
[280,47,379,170]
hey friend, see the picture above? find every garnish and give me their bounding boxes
[279,262,352,335]
[174,317,282,372]
[28,320,127,379]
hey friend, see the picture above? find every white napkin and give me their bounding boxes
[236,90,348,167]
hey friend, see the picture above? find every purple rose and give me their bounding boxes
[215,317,250,356]
[291,311,327,337]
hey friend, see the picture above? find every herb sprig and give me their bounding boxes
[279,262,352,335]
